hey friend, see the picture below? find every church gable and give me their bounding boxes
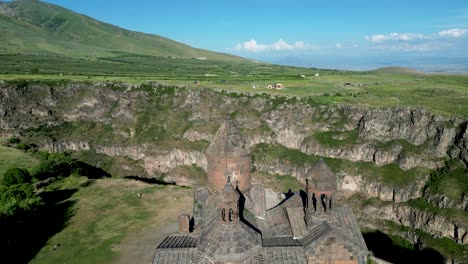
[303,229,367,264]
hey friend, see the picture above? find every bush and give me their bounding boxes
[30,151,110,181]
[0,183,40,216]
[1,168,32,186]
[7,137,20,144]
[16,142,30,151]
[31,152,77,180]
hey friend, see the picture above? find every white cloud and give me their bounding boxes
[240,39,268,52]
[372,42,451,52]
[438,28,468,38]
[365,28,468,43]
[232,39,314,52]
[335,43,342,49]
[365,32,427,43]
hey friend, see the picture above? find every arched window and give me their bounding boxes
[312,193,317,211]
[228,208,233,222]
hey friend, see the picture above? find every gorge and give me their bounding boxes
[0,80,467,263]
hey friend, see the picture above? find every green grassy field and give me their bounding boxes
[0,144,38,176]
[30,177,192,264]
[1,55,466,118]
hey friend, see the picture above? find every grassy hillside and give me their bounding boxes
[0,0,243,61]
[0,143,38,176]
[30,178,192,264]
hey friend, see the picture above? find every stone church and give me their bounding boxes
[153,118,369,264]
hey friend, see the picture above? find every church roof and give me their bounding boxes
[157,235,198,249]
[263,247,307,264]
[307,159,337,191]
[206,118,250,157]
[152,248,197,264]
[300,217,368,253]
[220,178,240,203]
[334,207,368,250]
[197,217,262,262]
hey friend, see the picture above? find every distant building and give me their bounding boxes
[274,83,284,89]
[153,118,370,264]
[266,83,284,90]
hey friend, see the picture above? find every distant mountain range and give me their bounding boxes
[0,0,243,61]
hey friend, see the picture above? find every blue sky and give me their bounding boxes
[25,0,468,71]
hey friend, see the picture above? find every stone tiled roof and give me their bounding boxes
[206,118,250,157]
[221,179,240,203]
[279,192,304,208]
[263,247,307,264]
[197,217,262,262]
[334,207,368,250]
[244,255,265,264]
[300,217,368,255]
[152,248,197,264]
[157,235,198,249]
[299,221,332,246]
[258,206,292,237]
[307,159,337,191]
[286,207,308,238]
[262,236,301,247]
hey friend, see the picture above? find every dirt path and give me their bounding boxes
[115,190,193,264]
[115,222,179,264]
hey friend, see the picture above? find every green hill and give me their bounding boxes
[0,0,243,61]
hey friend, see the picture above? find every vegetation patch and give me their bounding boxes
[252,143,316,167]
[405,198,467,224]
[252,171,303,193]
[252,143,426,187]
[313,130,358,147]
[0,144,38,176]
[377,139,429,154]
[382,221,467,261]
[423,159,467,200]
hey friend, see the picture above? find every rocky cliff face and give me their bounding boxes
[0,81,467,260]
[361,203,467,244]
[1,82,464,168]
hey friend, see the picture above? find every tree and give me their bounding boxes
[1,168,32,186]
[0,183,40,216]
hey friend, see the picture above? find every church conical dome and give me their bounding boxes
[206,117,252,192]
[206,117,250,157]
[307,159,337,191]
[220,178,240,204]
